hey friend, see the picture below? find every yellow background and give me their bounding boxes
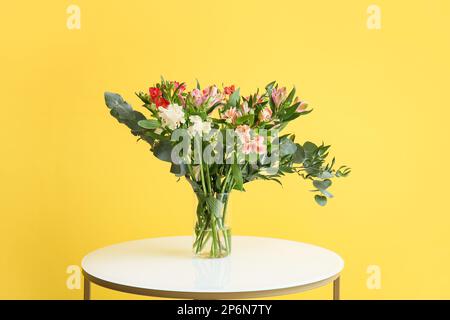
[1,0,449,299]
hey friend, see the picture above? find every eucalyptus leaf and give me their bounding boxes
[280,138,297,157]
[153,140,173,162]
[104,92,135,121]
[315,195,327,206]
[313,179,332,190]
[170,163,186,177]
[104,92,152,141]
[293,144,305,163]
[303,141,318,155]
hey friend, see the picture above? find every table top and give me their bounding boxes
[82,236,344,299]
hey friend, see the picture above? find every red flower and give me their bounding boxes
[149,87,162,100]
[224,85,235,95]
[154,96,170,108]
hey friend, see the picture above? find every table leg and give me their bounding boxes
[333,276,340,300]
[84,277,91,300]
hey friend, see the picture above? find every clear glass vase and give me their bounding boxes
[193,192,231,258]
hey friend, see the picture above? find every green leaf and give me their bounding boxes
[284,87,296,106]
[138,119,161,129]
[293,144,305,163]
[280,138,297,157]
[135,91,150,104]
[303,141,318,155]
[236,114,254,125]
[283,109,312,122]
[153,139,173,162]
[104,92,135,121]
[170,163,186,177]
[232,163,244,190]
[138,119,160,129]
[265,81,276,92]
[228,88,240,107]
[313,179,332,190]
[104,92,152,143]
[314,195,327,206]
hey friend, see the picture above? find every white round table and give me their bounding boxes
[81,236,344,300]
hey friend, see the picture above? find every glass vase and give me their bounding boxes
[193,192,231,258]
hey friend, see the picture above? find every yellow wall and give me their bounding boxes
[1,0,449,299]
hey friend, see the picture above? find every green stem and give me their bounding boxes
[205,164,212,194]
[199,162,207,194]
[220,166,233,194]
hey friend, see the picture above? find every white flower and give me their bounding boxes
[188,115,212,137]
[158,104,185,130]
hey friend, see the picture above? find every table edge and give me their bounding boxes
[82,269,341,299]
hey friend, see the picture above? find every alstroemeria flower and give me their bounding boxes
[253,135,266,154]
[190,88,203,107]
[258,106,273,122]
[158,103,185,130]
[235,125,251,142]
[149,87,162,100]
[149,87,169,108]
[224,85,235,95]
[154,96,170,109]
[295,99,308,113]
[242,135,266,155]
[222,107,239,124]
[203,85,223,106]
[172,81,186,92]
[271,87,287,108]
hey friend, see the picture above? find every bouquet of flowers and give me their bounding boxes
[104,78,350,258]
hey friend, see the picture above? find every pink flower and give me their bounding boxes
[241,135,266,155]
[296,101,308,113]
[203,85,223,106]
[190,88,204,106]
[253,135,266,154]
[258,106,272,122]
[172,81,186,92]
[242,140,255,155]
[191,85,223,107]
[222,107,239,124]
[271,87,287,108]
[235,125,251,142]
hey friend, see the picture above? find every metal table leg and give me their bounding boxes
[333,276,340,300]
[84,277,91,300]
